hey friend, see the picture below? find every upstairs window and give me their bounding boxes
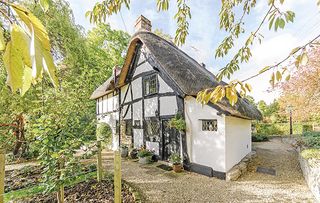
[143,74,158,96]
[201,119,218,131]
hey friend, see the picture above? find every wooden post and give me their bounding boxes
[57,158,64,203]
[114,150,121,203]
[0,148,5,203]
[97,140,103,182]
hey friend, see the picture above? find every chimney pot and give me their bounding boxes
[134,15,152,32]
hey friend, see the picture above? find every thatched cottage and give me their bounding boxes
[91,15,262,179]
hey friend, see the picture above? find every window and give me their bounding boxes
[143,74,158,96]
[201,120,218,131]
[145,120,159,136]
[134,120,141,128]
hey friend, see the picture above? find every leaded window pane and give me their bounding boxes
[201,120,218,131]
[144,74,157,96]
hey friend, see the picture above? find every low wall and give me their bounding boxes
[298,148,320,202]
[226,151,257,181]
[282,137,320,201]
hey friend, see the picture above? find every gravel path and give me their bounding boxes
[5,161,39,172]
[101,137,315,202]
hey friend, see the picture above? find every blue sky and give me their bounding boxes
[66,0,320,104]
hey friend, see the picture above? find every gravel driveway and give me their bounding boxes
[102,137,315,202]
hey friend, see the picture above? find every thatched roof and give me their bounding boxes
[91,31,262,120]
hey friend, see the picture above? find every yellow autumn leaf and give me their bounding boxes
[0,28,5,51]
[259,66,270,74]
[3,41,24,92]
[285,74,291,81]
[11,24,32,67]
[21,65,33,96]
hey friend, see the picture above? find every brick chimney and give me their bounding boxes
[134,15,152,32]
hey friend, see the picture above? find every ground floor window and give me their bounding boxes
[145,118,160,142]
[201,119,218,131]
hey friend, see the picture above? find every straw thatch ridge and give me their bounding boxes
[91,31,262,120]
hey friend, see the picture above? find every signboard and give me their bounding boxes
[114,150,121,203]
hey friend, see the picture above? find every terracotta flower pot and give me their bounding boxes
[172,163,182,173]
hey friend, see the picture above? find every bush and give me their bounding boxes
[137,149,153,158]
[302,131,320,148]
[252,134,269,142]
[255,123,306,136]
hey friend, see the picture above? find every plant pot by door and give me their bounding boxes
[121,148,128,158]
[172,163,182,173]
[138,156,151,164]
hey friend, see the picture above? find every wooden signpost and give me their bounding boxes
[0,148,5,203]
[114,150,121,203]
[97,140,103,182]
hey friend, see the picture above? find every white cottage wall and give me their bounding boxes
[97,112,119,150]
[225,116,251,171]
[160,96,178,116]
[184,96,226,172]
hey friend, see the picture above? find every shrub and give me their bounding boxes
[137,149,153,158]
[168,113,186,132]
[252,134,269,142]
[302,131,320,148]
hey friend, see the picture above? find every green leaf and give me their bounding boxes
[0,28,5,51]
[279,18,285,29]
[39,0,50,13]
[285,74,291,81]
[245,83,252,92]
[259,66,270,74]
[290,47,300,55]
[276,71,282,81]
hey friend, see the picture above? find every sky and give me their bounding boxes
[66,0,320,104]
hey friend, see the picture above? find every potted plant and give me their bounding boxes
[129,148,138,159]
[137,148,153,164]
[168,113,186,133]
[120,144,129,158]
[169,153,182,173]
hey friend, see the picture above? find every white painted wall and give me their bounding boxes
[225,116,251,171]
[132,100,142,120]
[184,96,227,172]
[131,77,142,100]
[122,105,131,119]
[160,96,178,116]
[159,77,173,93]
[144,97,158,117]
[133,129,143,148]
[133,58,153,76]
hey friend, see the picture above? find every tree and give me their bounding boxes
[87,0,319,106]
[279,44,320,122]
[258,99,286,123]
[0,0,130,198]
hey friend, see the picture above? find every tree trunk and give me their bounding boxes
[97,140,103,182]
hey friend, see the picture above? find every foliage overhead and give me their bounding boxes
[88,0,319,107]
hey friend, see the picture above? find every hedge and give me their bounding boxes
[255,123,313,136]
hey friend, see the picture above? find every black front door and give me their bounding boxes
[162,119,180,161]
